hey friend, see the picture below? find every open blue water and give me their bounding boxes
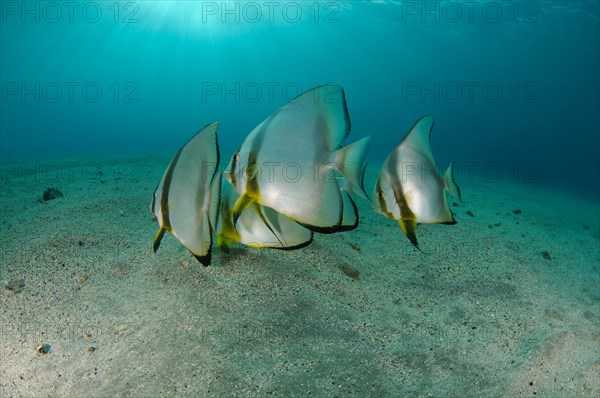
[1,1,598,199]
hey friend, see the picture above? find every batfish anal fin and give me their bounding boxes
[193,252,211,267]
[216,236,232,253]
[398,218,422,251]
[153,227,167,252]
[216,211,238,252]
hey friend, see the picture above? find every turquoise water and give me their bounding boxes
[1,0,598,200]
[1,3,599,396]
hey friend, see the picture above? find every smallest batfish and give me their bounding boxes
[372,115,460,249]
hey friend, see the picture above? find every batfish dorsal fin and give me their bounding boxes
[288,84,350,150]
[399,115,436,166]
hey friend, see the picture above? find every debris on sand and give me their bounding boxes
[541,250,552,260]
[4,278,25,293]
[37,343,51,355]
[350,243,361,253]
[42,188,63,202]
[339,263,360,280]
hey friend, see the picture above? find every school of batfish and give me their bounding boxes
[150,84,461,266]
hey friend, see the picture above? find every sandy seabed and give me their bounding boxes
[0,155,598,397]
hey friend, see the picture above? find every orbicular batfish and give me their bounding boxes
[372,115,460,248]
[151,122,222,265]
[225,84,371,233]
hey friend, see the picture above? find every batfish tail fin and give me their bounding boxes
[444,162,461,201]
[335,136,371,199]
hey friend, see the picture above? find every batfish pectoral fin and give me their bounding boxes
[153,227,167,252]
[398,218,420,250]
[232,194,256,225]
